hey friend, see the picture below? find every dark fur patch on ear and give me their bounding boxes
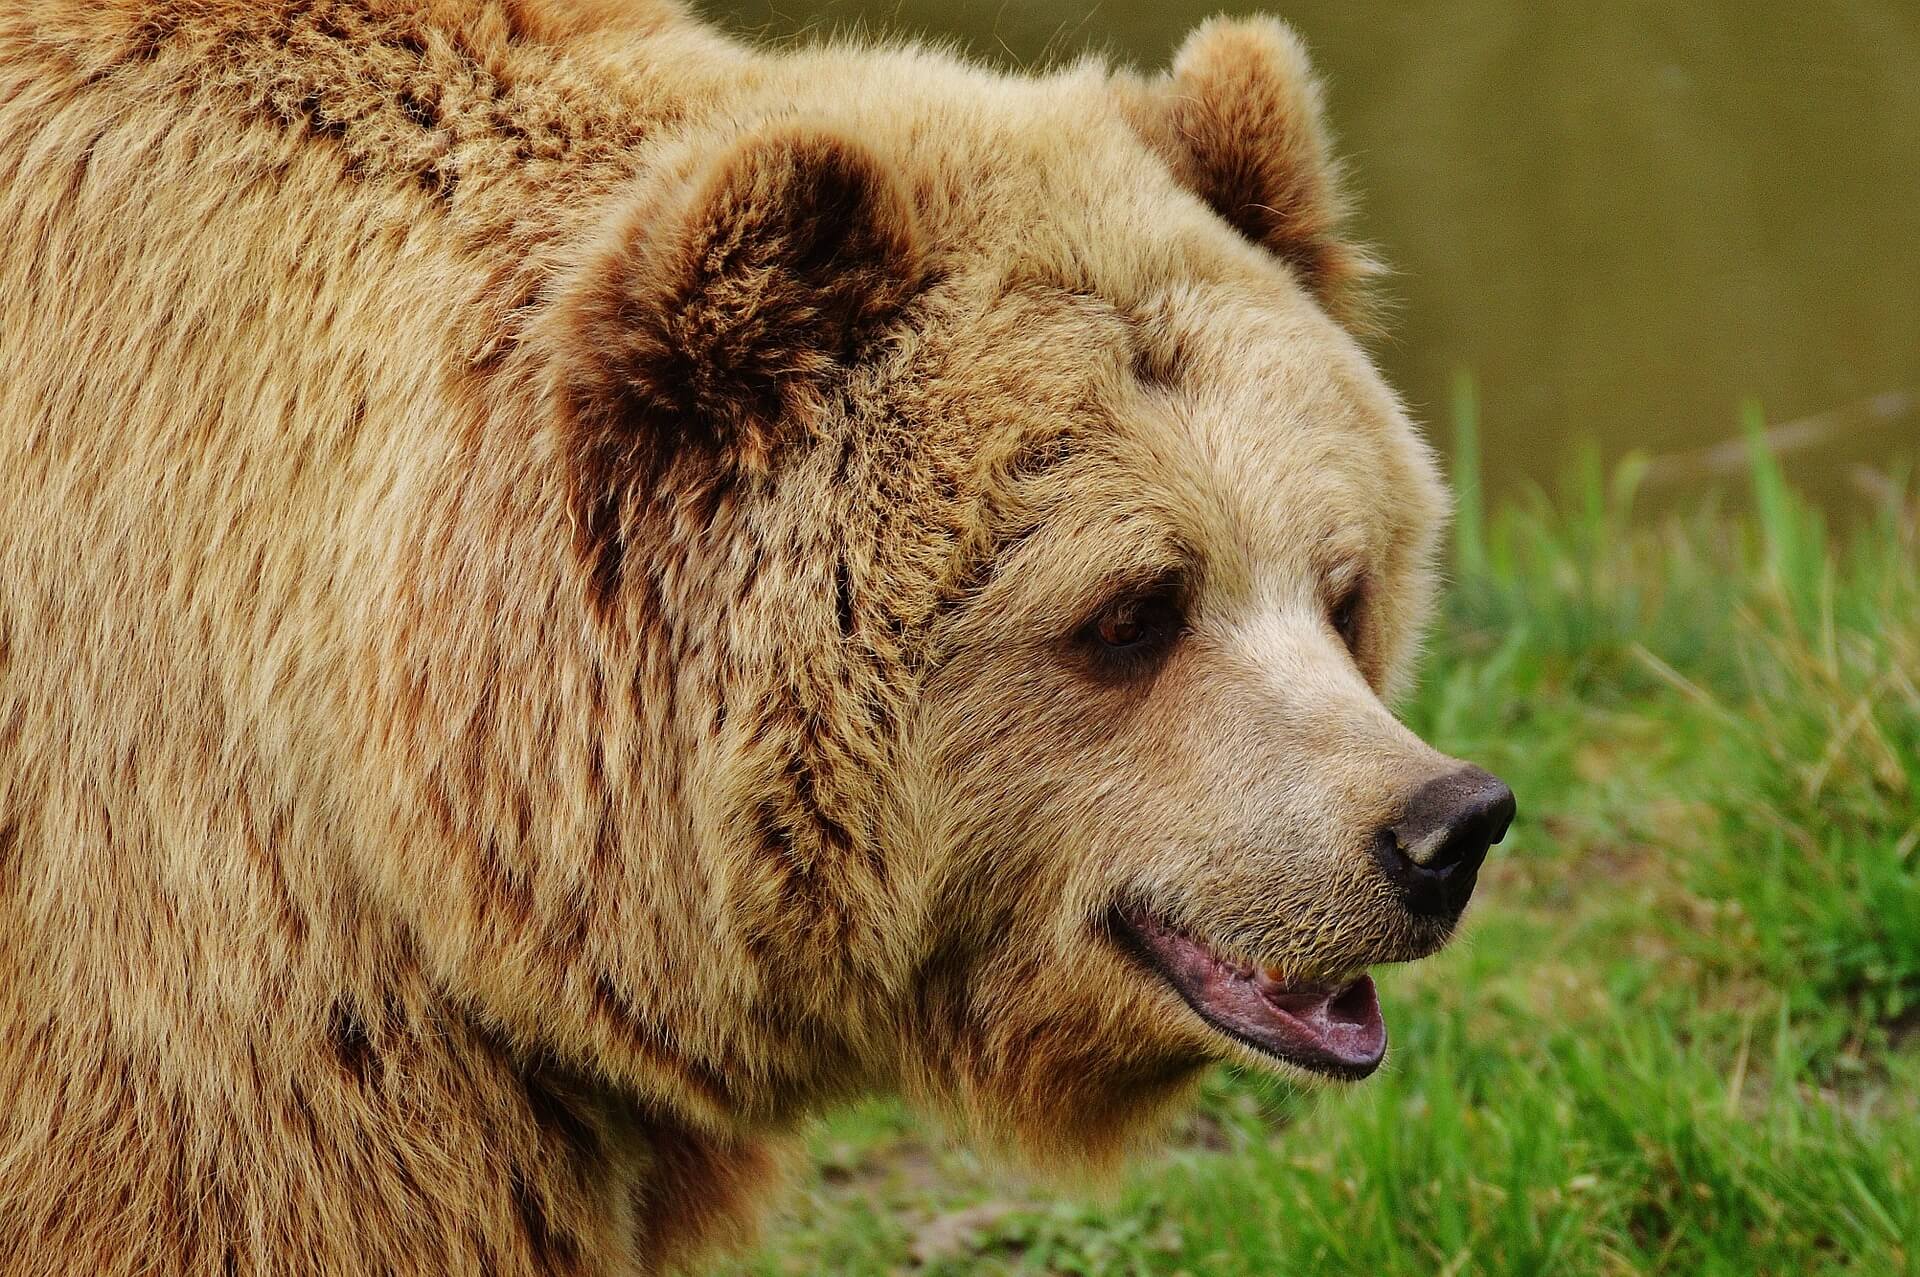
[1128,18,1373,316]
[546,126,923,603]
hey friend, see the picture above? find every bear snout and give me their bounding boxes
[1368,765,1516,918]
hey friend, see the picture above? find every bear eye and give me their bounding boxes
[1329,578,1367,655]
[1078,583,1186,676]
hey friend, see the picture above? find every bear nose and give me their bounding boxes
[1370,766,1516,918]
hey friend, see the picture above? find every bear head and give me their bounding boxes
[514,15,1513,1166]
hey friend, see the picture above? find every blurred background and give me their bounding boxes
[705,0,1920,509]
[690,5,1920,1274]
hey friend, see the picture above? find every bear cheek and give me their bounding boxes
[903,922,1218,1167]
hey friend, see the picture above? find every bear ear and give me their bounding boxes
[546,122,923,512]
[1123,17,1373,316]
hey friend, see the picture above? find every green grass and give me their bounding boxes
[724,407,1920,1277]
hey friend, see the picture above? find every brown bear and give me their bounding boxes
[0,1,1514,1273]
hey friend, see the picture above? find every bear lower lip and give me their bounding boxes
[1110,909,1388,1079]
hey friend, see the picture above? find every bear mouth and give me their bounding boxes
[1109,908,1387,1080]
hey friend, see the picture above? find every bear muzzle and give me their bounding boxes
[1105,762,1514,1080]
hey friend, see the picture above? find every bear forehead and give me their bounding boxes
[1139,288,1436,577]
[838,74,1420,495]
[891,260,1436,593]
[725,44,1443,596]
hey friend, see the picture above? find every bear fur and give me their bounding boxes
[0,2,1476,1273]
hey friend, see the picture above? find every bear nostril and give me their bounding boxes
[1372,766,1516,917]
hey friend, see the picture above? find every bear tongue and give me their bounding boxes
[1253,972,1386,1066]
[1121,913,1387,1078]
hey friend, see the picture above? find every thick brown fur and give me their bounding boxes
[0,3,1460,1274]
